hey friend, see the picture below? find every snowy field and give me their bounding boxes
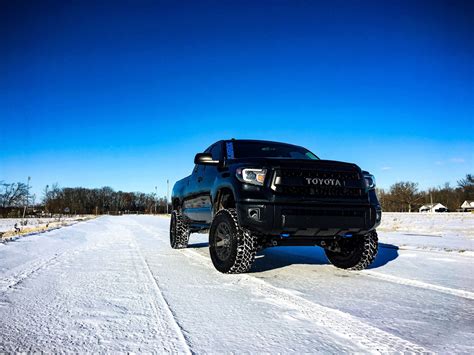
[0,214,472,352]
[380,212,474,238]
[379,212,474,254]
[0,216,94,234]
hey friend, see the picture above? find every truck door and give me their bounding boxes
[182,144,215,223]
[198,142,222,223]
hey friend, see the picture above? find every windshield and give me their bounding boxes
[226,141,319,160]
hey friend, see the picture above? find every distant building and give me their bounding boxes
[460,201,474,212]
[419,203,448,213]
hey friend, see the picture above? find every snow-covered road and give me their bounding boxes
[0,216,472,352]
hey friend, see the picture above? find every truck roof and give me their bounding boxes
[224,139,305,148]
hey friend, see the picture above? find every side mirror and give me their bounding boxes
[194,153,220,165]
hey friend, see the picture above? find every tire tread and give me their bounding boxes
[211,208,258,274]
[170,210,190,249]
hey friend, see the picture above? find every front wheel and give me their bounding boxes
[325,231,378,270]
[209,209,258,274]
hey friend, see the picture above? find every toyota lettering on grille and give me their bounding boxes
[305,177,344,187]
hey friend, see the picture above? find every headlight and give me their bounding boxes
[364,173,376,190]
[236,168,267,186]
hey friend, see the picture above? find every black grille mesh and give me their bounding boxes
[274,169,365,199]
[279,169,359,180]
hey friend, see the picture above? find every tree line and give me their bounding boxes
[1,174,473,216]
[376,174,473,212]
[0,182,169,217]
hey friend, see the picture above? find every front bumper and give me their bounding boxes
[237,201,381,237]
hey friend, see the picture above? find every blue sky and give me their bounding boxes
[1,0,473,200]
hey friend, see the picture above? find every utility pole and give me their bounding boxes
[22,176,31,220]
[45,184,49,215]
[154,186,157,214]
[167,179,170,214]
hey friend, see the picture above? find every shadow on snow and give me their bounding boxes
[186,242,399,272]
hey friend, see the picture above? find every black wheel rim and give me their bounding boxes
[336,237,360,258]
[214,221,232,261]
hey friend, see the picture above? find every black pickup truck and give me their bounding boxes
[170,139,381,274]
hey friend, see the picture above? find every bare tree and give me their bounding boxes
[388,181,424,212]
[0,182,29,208]
[457,174,474,189]
[457,174,474,200]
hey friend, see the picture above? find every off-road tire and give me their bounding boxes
[325,231,378,270]
[209,208,258,274]
[170,210,190,249]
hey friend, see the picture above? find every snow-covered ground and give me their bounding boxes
[379,212,474,253]
[379,212,474,238]
[0,215,472,352]
[0,216,93,234]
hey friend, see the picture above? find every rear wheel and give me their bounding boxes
[209,208,258,274]
[325,231,378,270]
[170,210,190,249]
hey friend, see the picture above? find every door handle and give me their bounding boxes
[197,177,203,183]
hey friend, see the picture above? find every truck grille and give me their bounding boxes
[272,168,365,199]
[282,208,366,218]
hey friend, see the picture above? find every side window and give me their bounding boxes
[193,144,220,175]
[193,145,212,175]
[210,142,222,161]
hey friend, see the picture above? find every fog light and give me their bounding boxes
[248,208,260,220]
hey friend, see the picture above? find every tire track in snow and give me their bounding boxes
[132,239,192,354]
[182,249,428,353]
[0,252,66,293]
[0,218,98,294]
[361,270,474,300]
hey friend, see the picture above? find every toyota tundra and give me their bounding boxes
[170,139,381,273]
